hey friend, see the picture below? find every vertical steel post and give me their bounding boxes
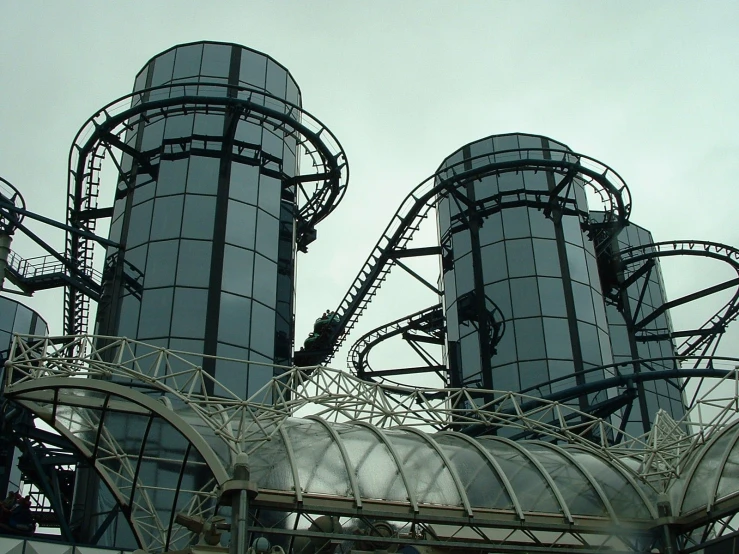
[0,233,11,289]
[221,452,257,554]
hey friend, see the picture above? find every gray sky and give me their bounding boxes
[1,1,738,383]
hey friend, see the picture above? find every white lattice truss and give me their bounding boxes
[4,334,739,552]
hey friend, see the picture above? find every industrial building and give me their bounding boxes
[1,41,738,554]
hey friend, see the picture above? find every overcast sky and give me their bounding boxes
[1,1,738,386]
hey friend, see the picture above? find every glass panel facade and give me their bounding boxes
[599,215,686,434]
[0,296,48,498]
[95,42,301,396]
[437,133,612,410]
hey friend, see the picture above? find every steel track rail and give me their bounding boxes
[297,147,631,366]
[64,82,348,342]
[618,240,739,357]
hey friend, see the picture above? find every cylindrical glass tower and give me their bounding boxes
[0,296,48,498]
[96,41,300,398]
[81,42,305,548]
[436,133,613,411]
[604,220,686,434]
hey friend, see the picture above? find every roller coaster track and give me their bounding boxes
[65,82,348,344]
[348,297,506,385]
[296,145,632,366]
[617,240,739,358]
[348,304,446,381]
[0,177,25,232]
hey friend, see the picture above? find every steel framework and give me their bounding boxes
[64,80,348,345]
[295,144,632,367]
[4,335,739,552]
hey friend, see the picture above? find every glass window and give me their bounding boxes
[176,240,212,288]
[459,333,481,379]
[193,113,224,137]
[468,137,493,158]
[186,156,220,195]
[32,316,48,336]
[145,240,178,288]
[452,228,472,259]
[262,128,284,159]
[258,175,282,217]
[226,200,256,248]
[437,198,451,235]
[150,195,184,241]
[529,209,556,239]
[114,294,140,341]
[538,277,567,317]
[236,120,262,145]
[474,174,498,202]
[173,44,203,79]
[493,134,519,155]
[124,244,148,279]
[250,301,276,358]
[230,161,259,205]
[572,282,596,324]
[501,207,530,240]
[286,77,300,106]
[497,171,524,192]
[252,254,277,306]
[491,317,516,366]
[157,159,189,197]
[578,322,602,366]
[138,287,174,339]
[12,306,32,334]
[222,245,254,297]
[0,330,12,356]
[562,216,583,246]
[519,361,549,394]
[256,211,279,260]
[201,43,231,77]
[133,68,148,93]
[239,49,267,89]
[0,298,18,331]
[574,181,588,211]
[492,363,519,393]
[505,239,535,278]
[215,343,249,398]
[599,329,613,367]
[151,50,175,86]
[164,113,194,140]
[248,358,274,399]
[133,173,156,206]
[141,118,165,151]
[126,200,154,247]
[543,317,573,360]
[170,288,208,339]
[566,244,589,284]
[219,293,251,347]
[481,242,508,284]
[523,170,549,192]
[509,277,540,318]
[453,256,474,297]
[515,318,546,361]
[265,61,287,98]
[478,212,503,246]
[182,194,216,240]
[486,281,512,320]
[548,360,576,390]
[533,238,561,277]
[593,292,608,331]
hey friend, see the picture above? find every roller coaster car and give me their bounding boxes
[0,498,36,536]
[313,312,340,334]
